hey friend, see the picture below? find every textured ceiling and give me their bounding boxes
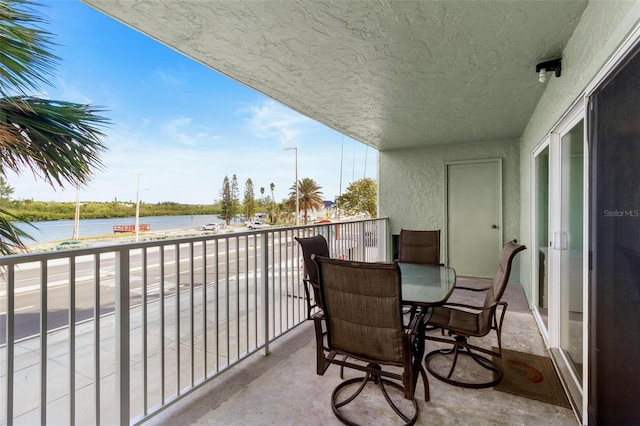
[83,0,587,151]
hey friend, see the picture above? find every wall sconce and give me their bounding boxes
[536,58,562,83]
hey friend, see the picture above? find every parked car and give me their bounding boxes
[200,223,220,232]
[246,221,269,230]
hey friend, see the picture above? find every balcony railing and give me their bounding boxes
[0,218,387,425]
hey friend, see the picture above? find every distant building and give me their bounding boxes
[321,200,335,218]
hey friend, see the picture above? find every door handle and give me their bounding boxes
[491,225,498,229]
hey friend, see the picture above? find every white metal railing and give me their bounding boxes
[0,218,387,425]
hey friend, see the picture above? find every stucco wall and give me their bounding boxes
[378,2,640,303]
[518,1,640,301]
[379,138,520,251]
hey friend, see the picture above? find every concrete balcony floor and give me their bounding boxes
[149,280,579,425]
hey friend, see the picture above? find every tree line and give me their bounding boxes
[216,174,377,225]
[0,172,377,225]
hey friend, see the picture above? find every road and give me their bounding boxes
[0,236,302,343]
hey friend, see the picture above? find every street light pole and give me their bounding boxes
[135,173,142,242]
[284,147,299,226]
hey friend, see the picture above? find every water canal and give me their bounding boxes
[13,214,227,243]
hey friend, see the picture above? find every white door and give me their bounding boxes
[446,160,502,277]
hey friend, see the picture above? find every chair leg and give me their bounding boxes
[424,336,502,389]
[303,281,312,319]
[419,364,430,402]
[331,368,419,426]
[379,378,419,425]
[313,316,329,376]
[446,343,462,380]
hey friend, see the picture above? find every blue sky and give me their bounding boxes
[6,0,376,205]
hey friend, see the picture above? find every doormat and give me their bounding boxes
[493,348,571,408]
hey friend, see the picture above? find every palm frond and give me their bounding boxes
[0,0,58,97]
[0,206,34,255]
[0,96,109,187]
[0,2,110,255]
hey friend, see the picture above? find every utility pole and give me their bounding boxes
[284,147,299,226]
[135,173,142,242]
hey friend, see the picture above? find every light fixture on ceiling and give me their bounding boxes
[536,58,562,83]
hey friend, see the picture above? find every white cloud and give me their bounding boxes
[162,117,215,146]
[155,69,183,86]
[5,135,378,205]
[244,99,312,145]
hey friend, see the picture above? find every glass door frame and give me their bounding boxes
[531,137,551,341]
[531,102,588,416]
[550,105,587,382]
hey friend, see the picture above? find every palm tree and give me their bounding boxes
[0,1,109,254]
[269,182,275,223]
[289,177,323,224]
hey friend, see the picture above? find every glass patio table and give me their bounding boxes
[399,262,457,308]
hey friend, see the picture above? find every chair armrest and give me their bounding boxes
[437,301,492,314]
[438,300,508,314]
[452,285,490,292]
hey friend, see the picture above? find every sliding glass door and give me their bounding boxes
[534,144,550,331]
[532,109,585,415]
[588,41,640,425]
[558,120,584,383]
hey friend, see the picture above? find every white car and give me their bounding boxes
[201,223,220,232]
[247,221,269,230]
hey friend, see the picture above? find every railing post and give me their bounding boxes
[262,232,270,356]
[358,221,366,261]
[115,249,130,425]
[380,218,389,261]
[6,265,15,425]
[69,257,76,426]
[40,262,48,426]
[93,254,101,426]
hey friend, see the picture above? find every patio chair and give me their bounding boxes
[423,239,526,388]
[296,234,351,378]
[398,229,442,321]
[398,229,441,265]
[312,255,429,425]
[294,234,330,319]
